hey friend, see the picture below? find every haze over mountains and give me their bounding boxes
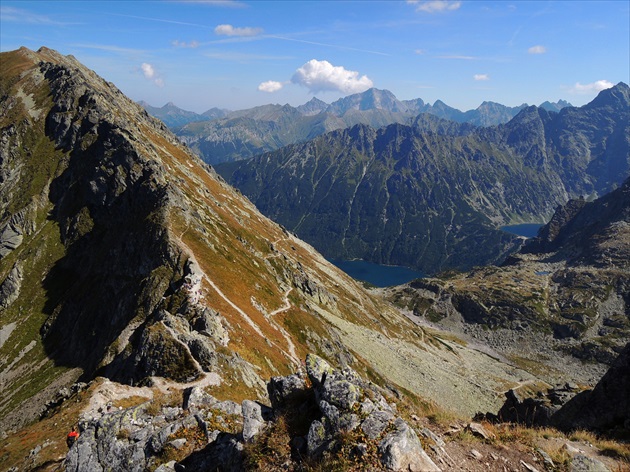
[141,88,572,165]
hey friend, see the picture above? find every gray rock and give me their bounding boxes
[192,308,230,346]
[66,425,104,472]
[306,420,329,457]
[321,377,361,410]
[214,400,241,416]
[466,422,495,440]
[378,418,441,472]
[168,438,187,450]
[305,353,334,388]
[176,432,244,472]
[183,386,217,410]
[0,220,23,258]
[267,373,307,410]
[570,454,611,472]
[420,427,445,448]
[241,400,265,443]
[0,262,23,309]
[361,410,394,440]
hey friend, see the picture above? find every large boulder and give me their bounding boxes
[379,418,441,472]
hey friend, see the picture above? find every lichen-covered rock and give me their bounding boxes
[66,402,201,471]
[305,353,335,388]
[183,386,217,410]
[241,400,265,443]
[361,409,395,440]
[306,419,329,457]
[569,454,611,472]
[378,418,441,472]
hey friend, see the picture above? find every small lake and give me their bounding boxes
[330,259,424,287]
[501,223,544,238]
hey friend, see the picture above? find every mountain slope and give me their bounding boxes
[0,47,543,439]
[384,178,630,383]
[217,84,629,274]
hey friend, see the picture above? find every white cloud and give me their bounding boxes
[414,49,426,55]
[407,1,461,13]
[291,59,373,94]
[474,74,489,81]
[172,39,200,48]
[569,80,614,95]
[528,45,547,54]
[141,63,156,79]
[141,63,164,87]
[258,81,284,93]
[214,24,263,37]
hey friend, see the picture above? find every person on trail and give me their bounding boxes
[66,426,79,448]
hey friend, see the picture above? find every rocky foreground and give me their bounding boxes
[5,352,627,471]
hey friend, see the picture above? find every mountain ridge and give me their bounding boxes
[217,83,629,274]
[141,88,574,165]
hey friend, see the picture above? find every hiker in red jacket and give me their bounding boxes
[66,426,79,448]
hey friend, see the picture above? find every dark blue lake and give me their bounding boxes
[330,259,424,287]
[501,223,544,238]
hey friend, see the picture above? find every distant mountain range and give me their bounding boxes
[216,83,629,274]
[138,100,229,127]
[140,89,572,164]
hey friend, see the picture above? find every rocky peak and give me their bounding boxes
[583,81,630,111]
[296,97,329,116]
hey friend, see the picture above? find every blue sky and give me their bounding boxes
[2,1,628,113]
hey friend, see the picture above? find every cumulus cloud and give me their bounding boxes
[172,39,200,48]
[569,80,614,95]
[474,74,489,81]
[291,59,373,94]
[258,81,284,93]
[214,24,263,37]
[141,63,164,87]
[407,0,461,13]
[528,45,547,54]
[141,63,156,79]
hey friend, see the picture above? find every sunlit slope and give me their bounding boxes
[1,47,536,432]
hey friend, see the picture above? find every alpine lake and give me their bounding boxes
[330,224,544,288]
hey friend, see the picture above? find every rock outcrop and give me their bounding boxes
[66,354,441,472]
